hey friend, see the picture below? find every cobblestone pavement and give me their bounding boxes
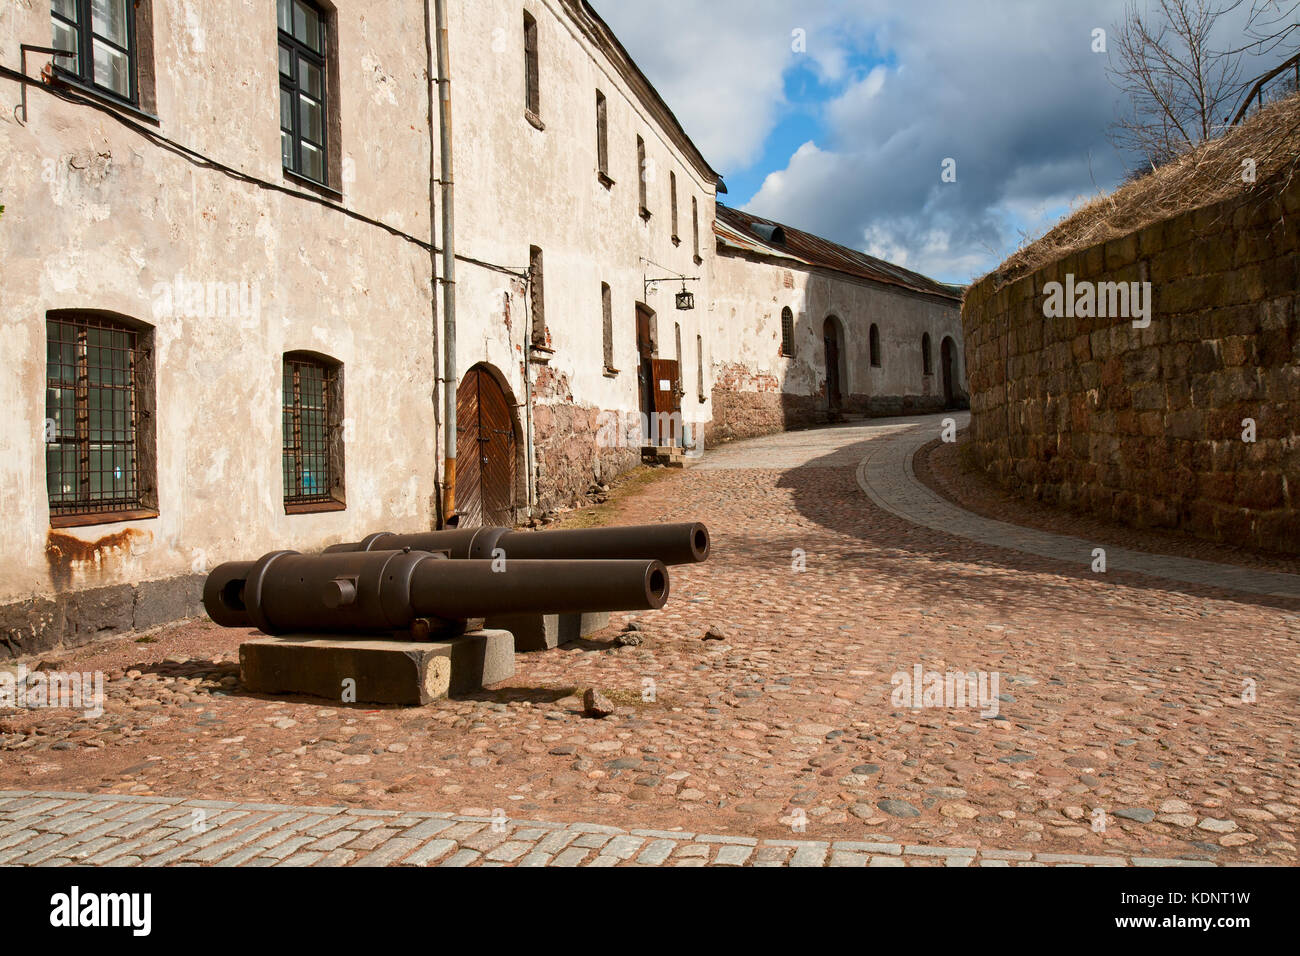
[1,414,1297,866]
[0,791,1220,866]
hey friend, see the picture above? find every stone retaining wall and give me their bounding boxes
[962,172,1299,553]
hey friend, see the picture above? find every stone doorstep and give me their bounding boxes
[237,630,515,706]
[483,612,611,652]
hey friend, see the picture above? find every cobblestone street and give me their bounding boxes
[2,414,1297,866]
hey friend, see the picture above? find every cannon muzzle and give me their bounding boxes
[324,522,709,565]
[203,549,668,636]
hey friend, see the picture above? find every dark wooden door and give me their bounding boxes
[823,318,842,411]
[636,304,656,419]
[941,337,955,408]
[650,358,680,446]
[455,367,517,527]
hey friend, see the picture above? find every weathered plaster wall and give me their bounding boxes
[963,171,1300,554]
[448,0,718,511]
[708,249,967,443]
[0,0,439,655]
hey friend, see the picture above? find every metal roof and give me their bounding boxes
[714,205,960,301]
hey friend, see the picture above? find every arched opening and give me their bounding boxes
[940,336,958,409]
[922,332,933,376]
[823,316,844,413]
[780,307,794,357]
[455,363,521,527]
[869,323,881,368]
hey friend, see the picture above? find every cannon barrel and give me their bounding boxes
[203,549,669,636]
[324,522,709,565]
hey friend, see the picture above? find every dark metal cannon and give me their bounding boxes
[203,549,668,637]
[323,521,709,565]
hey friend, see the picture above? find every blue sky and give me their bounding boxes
[592,0,1273,285]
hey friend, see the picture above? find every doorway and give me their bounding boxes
[941,336,957,409]
[455,365,518,527]
[823,316,843,413]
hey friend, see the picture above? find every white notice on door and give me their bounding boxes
[659,380,671,391]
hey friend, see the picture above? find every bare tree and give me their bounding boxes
[1108,0,1247,167]
[1239,0,1299,57]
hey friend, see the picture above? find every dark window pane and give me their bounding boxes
[298,93,323,144]
[294,1,323,53]
[301,57,323,99]
[92,39,130,97]
[51,17,79,72]
[90,0,129,47]
[300,141,324,182]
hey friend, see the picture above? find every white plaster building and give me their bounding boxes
[0,0,961,656]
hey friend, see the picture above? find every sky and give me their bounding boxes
[590,0,1273,285]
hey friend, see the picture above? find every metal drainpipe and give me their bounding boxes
[422,0,441,526]
[523,282,537,517]
[433,0,457,523]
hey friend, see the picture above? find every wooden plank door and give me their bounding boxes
[455,367,517,527]
[650,358,680,447]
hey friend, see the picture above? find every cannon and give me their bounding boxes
[203,549,669,637]
[323,521,709,566]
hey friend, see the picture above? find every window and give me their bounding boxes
[670,172,680,243]
[601,283,615,372]
[45,311,157,526]
[692,196,701,264]
[636,136,651,219]
[523,11,540,119]
[780,307,795,357]
[50,0,147,105]
[696,334,704,400]
[529,246,546,347]
[674,322,683,391]
[595,90,611,184]
[278,0,330,185]
[922,332,933,375]
[869,323,881,367]
[283,352,344,510]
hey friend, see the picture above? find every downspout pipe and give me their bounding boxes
[434,0,457,524]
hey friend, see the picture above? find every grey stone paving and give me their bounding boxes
[0,791,1217,867]
[852,412,1300,600]
[696,411,1298,598]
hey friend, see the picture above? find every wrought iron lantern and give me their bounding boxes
[675,281,695,311]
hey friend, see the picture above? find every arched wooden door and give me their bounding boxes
[455,367,517,527]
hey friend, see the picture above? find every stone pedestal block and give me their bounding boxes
[238,629,515,706]
[484,611,611,651]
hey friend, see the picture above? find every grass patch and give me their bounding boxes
[548,465,673,529]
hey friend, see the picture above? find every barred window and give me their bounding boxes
[922,332,933,375]
[51,0,138,103]
[278,0,330,185]
[781,307,795,357]
[870,322,882,367]
[283,353,345,510]
[45,312,157,525]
